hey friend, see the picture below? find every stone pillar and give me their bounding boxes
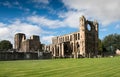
[61,43,64,57]
[94,20,99,57]
[73,34,77,58]
[73,43,75,58]
[53,45,56,57]
[58,44,61,57]
[74,43,77,58]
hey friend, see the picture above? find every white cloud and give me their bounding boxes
[27,15,66,28]
[0,18,58,45]
[2,1,12,7]
[0,1,30,12]
[10,22,41,36]
[0,20,42,44]
[41,36,55,44]
[32,11,37,15]
[100,28,107,32]
[13,1,20,5]
[115,24,120,29]
[0,26,10,38]
[27,15,85,29]
[62,0,120,26]
[32,0,49,4]
[0,23,6,27]
[59,11,85,28]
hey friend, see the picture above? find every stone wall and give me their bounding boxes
[0,51,38,60]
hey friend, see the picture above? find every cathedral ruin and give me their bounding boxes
[45,16,99,58]
[13,16,98,59]
[0,16,99,60]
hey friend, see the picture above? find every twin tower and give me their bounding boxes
[14,33,42,52]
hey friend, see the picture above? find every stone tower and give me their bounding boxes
[14,33,42,52]
[80,16,98,57]
[14,33,26,51]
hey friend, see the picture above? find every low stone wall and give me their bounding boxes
[0,51,52,61]
[38,52,52,59]
[0,52,38,61]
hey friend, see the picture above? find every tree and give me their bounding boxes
[98,39,103,55]
[102,34,120,54]
[0,40,13,51]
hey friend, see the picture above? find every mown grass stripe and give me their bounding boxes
[0,57,120,77]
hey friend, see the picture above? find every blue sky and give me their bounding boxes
[0,0,120,45]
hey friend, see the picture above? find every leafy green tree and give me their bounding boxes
[0,40,13,51]
[102,34,120,53]
[98,39,103,55]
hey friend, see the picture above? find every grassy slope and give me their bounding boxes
[0,57,120,77]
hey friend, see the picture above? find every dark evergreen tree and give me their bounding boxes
[0,40,13,51]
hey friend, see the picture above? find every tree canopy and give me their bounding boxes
[98,39,103,55]
[102,34,120,53]
[0,40,13,51]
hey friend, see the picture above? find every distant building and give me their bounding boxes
[14,33,43,52]
[45,16,99,58]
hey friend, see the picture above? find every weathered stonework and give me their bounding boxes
[80,16,98,57]
[14,33,42,52]
[45,16,98,58]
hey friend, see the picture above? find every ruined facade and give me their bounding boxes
[14,33,42,52]
[46,16,98,58]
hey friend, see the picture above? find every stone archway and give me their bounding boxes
[64,42,72,57]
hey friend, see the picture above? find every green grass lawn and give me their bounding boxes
[0,57,120,77]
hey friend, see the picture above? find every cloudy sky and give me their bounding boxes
[0,0,120,45]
